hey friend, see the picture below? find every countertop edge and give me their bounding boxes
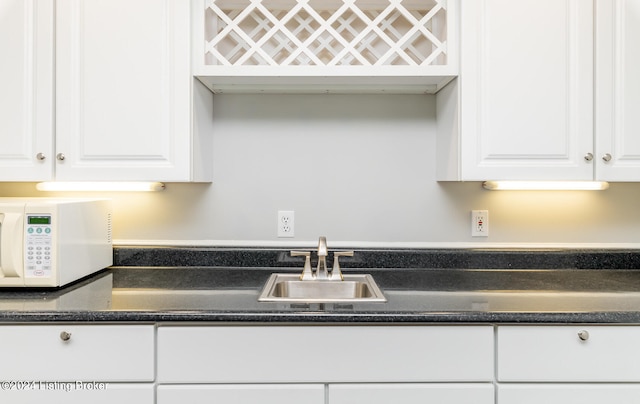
[1,311,639,324]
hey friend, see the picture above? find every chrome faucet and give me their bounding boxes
[315,236,329,280]
[292,236,354,281]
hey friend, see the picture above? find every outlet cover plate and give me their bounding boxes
[278,210,295,238]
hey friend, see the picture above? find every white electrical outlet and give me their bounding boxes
[277,210,295,238]
[471,210,489,237]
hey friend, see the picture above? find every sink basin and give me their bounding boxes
[258,273,386,303]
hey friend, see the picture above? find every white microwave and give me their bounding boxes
[0,198,112,287]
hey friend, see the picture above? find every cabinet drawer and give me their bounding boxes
[157,384,324,404]
[0,383,154,404]
[329,383,494,404]
[497,326,640,381]
[0,325,154,381]
[498,384,640,403]
[157,325,494,383]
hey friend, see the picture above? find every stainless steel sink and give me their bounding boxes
[258,273,386,303]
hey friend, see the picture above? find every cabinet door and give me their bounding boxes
[497,326,640,382]
[0,325,155,382]
[55,0,191,181]
[595,0,640,181]
[0,0,54,181]
[0,383,153,404]
[460,0,594,180]
[157,384,324,404]
[157,326,494,383]
[498,384,640,404]
[329,383,494,404]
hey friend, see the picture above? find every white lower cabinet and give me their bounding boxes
[156,325,494,403]
[157,383,494,404]
[0,384,154,404]
[0,325,155,404]
[157,325,494,383]
[498,384,640,404]
[329,383,494,404]
[496,325,640,402]
[14,323,640,403]
[497,325,640,382]
[157,384,324,404]
[0,325,155,381]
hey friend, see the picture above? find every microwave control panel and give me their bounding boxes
[25,215,53,278]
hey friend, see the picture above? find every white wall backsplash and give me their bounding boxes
[2,93,640,247]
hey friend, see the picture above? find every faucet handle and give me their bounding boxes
[317,236,328,257]
[291,251,313,281]
[329,251,354,281]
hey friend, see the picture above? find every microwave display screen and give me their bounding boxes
[28,216,51,225]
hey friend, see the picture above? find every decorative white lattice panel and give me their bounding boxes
[204,0,448,67]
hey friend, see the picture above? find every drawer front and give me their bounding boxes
[0,325,154,381]
[498,384,640,403]
[157,325,494,383]
[329,383,494,404]
[497,325,640,381]
[0,383,154,404]
[157,384,324,404]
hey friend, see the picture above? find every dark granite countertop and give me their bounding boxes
[2,247,640,324]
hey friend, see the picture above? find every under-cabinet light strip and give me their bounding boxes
[36,182,166,192]
[482,181,609,191]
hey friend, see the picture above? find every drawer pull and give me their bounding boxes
[577,330,589,341]
[59,331,72,342]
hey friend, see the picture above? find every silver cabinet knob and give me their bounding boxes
[578,330,589,341]
[59,331,72,341]
[56,153,65,161]
[602,153,612,162]
[36,152,46,161]
[584,153,593,162]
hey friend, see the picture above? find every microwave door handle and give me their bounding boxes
[0,213,23,277]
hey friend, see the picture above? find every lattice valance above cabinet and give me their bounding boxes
[193,0,459,94]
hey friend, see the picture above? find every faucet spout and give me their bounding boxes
[315,236,328,280]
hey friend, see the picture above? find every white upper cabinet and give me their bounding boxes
[595,0,640,181]
[56,0,211,182]
[0,0,213,182]
[438,0,640,182]
[0,0,54,181]
[439,0,594,181]
[192,0,459,94]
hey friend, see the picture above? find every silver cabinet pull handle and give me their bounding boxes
[59,331,72,341]
[56,153,65,161]
[602,153,612,162]
[584,153,593,162]
[36,153,46,161]
[578,330,589,341]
